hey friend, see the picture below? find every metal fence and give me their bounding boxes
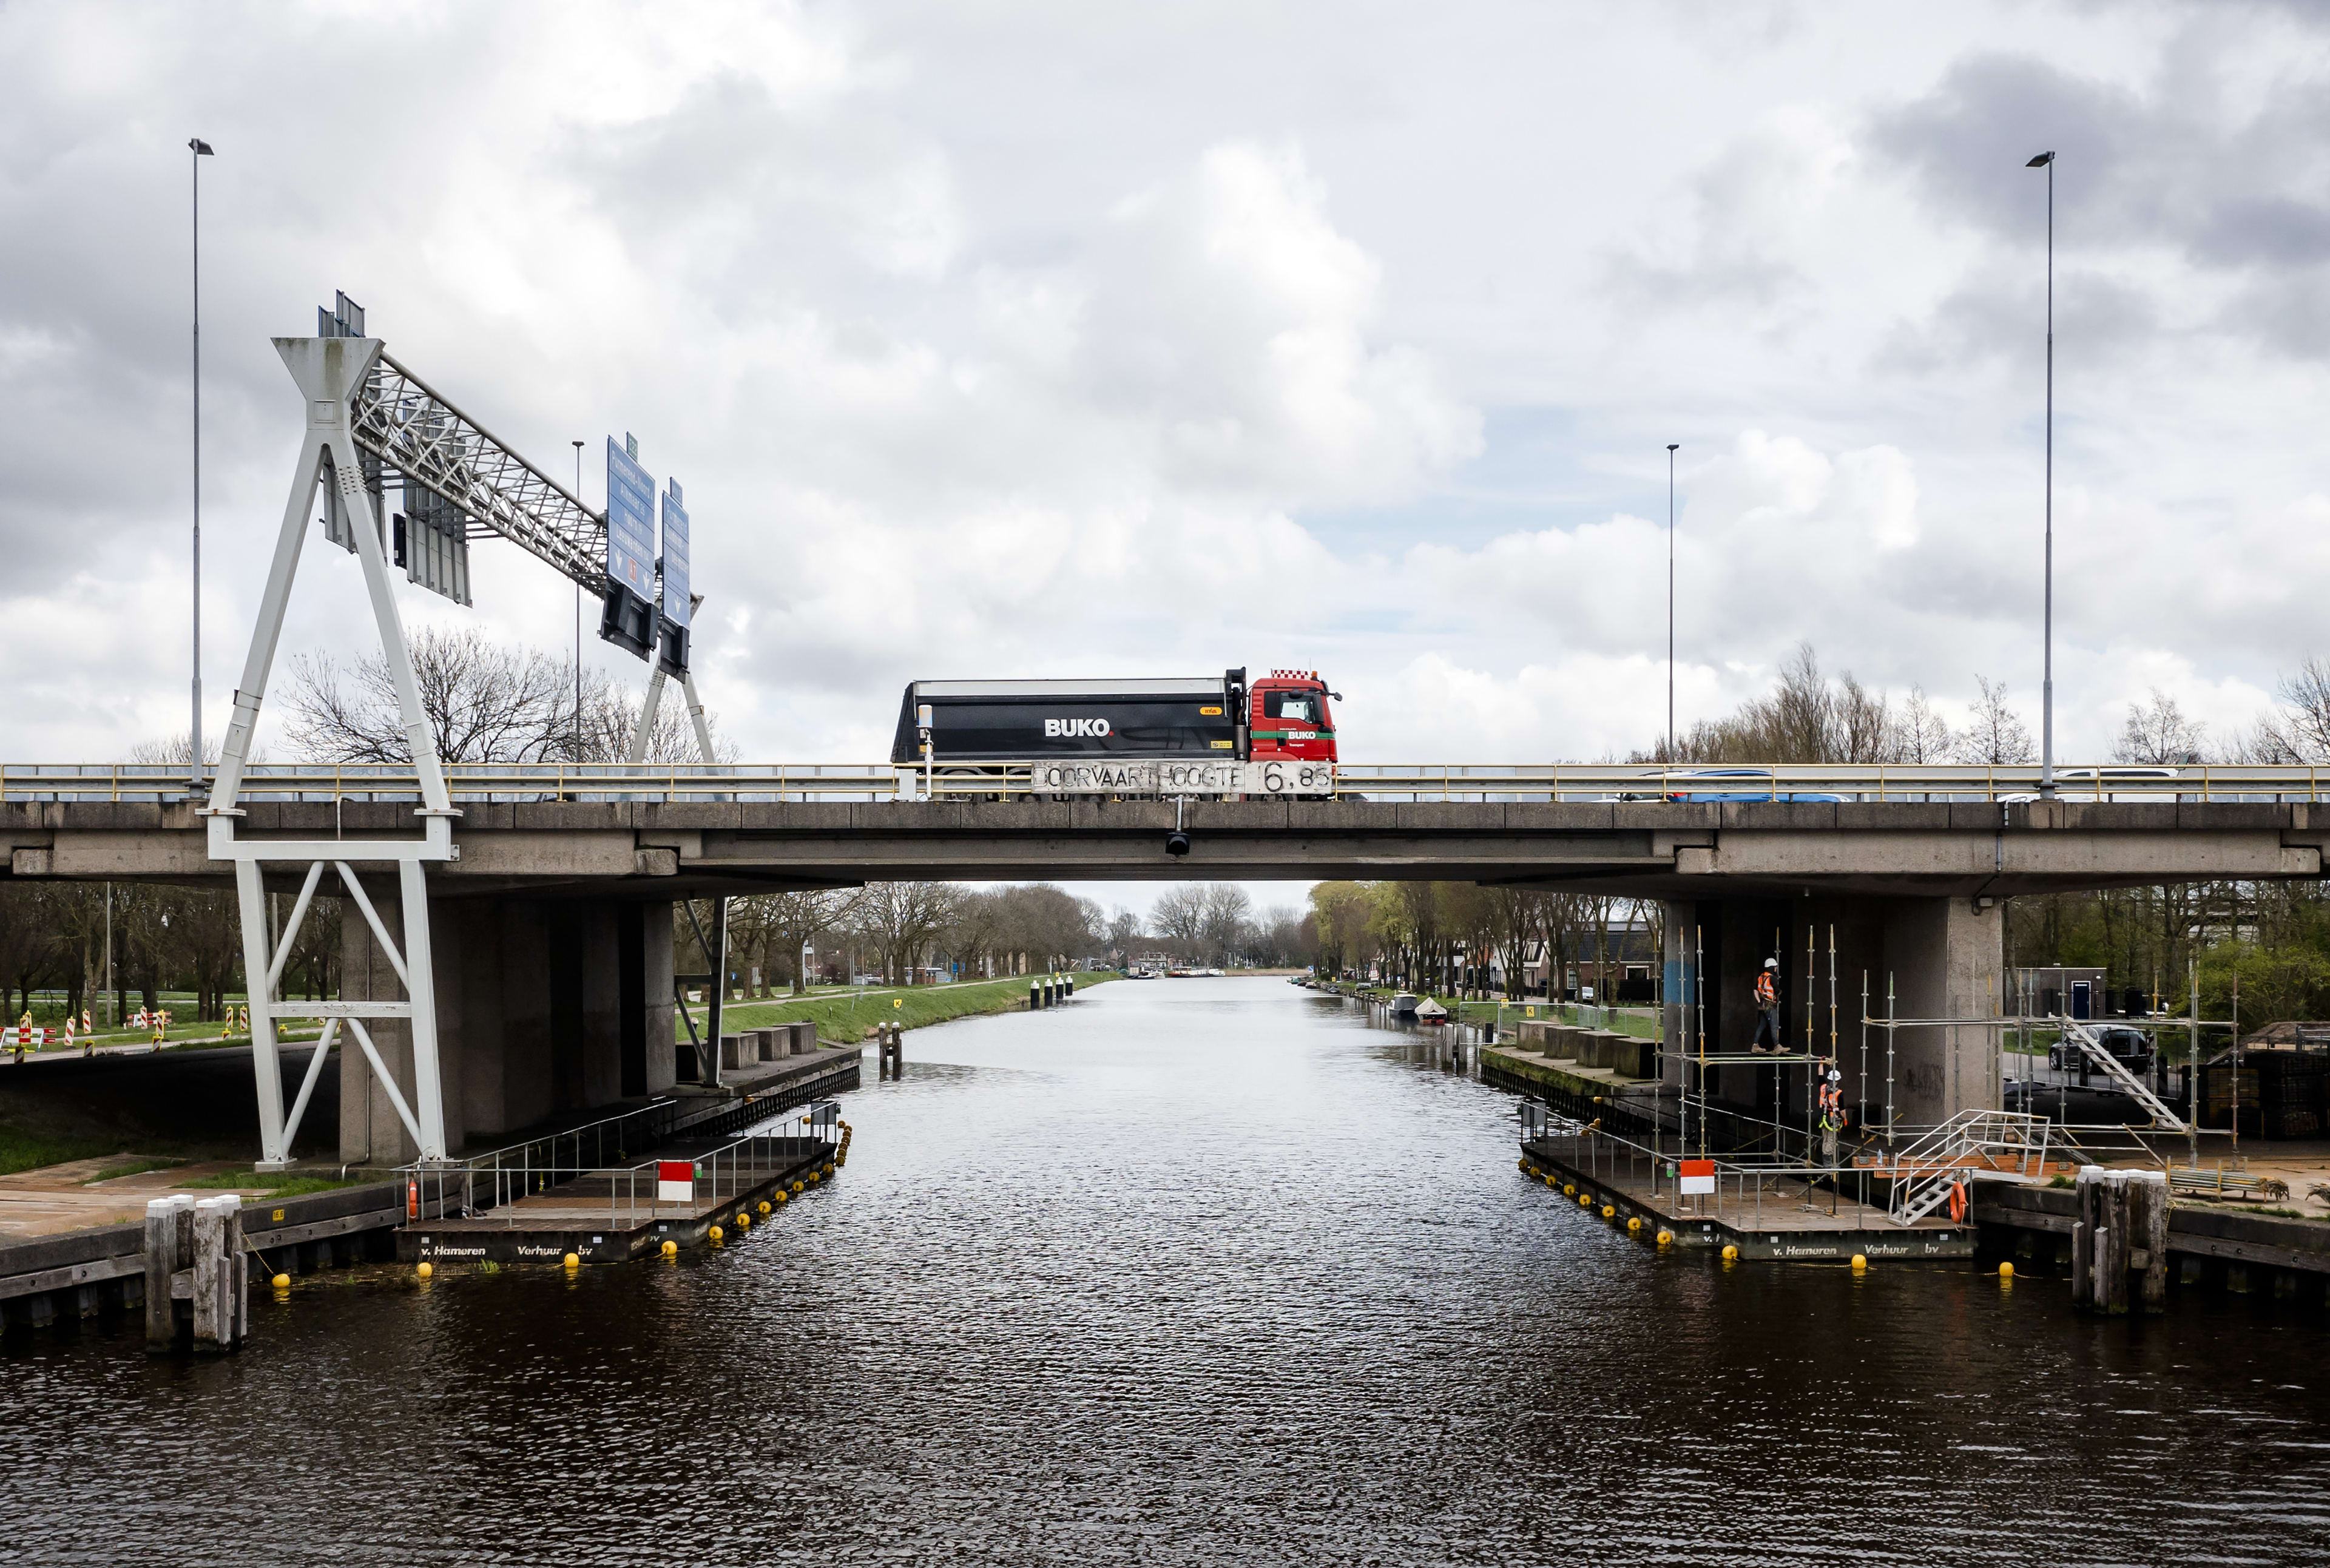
[402,1107,832,1231]
[10,760,2330,805]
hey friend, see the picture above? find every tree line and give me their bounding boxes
[677,882,1316,994]
[1309,881,1654,1000]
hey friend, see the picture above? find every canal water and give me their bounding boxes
[4,978,2329,1566]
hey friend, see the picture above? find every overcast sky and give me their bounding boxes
[5,1,2328,915]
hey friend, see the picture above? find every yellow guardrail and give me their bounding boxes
[2,762,2322,805]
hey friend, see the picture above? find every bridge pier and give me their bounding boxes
[1661,893,2002,1143]
[339,888,676,1164]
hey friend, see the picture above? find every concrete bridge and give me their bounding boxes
[4,778,2323,1171]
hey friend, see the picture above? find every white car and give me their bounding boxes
[2000,767,2184,804]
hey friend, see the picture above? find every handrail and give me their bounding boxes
[4,760,2326,805]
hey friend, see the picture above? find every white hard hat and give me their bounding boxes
[1763,958,1778,968]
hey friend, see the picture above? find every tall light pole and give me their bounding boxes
[188,137,215,788]
[2028,149,2056,799]
[571,439,585,760]
[1666,442,1680,762]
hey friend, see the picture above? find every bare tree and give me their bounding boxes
[1895,686,1954,763]
[1150,885,1207,955]
[280,626,730,765]
[1636,644,1905,765]
[726,889,861,994]
[1200,884,1253,963]
[2114,688,2207,765]
[2244,658,2330,762]
[0,882,49,1020]
[857,882,962,984]
[1954,675,2036,765]
[284,626,572,763]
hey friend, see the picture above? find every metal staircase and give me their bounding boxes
[2055,1019,2188,1132]
[1886,1109,2055,1226]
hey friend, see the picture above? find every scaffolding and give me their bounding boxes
[1644,910,2249,1229]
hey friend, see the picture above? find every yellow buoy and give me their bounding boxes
[271,1272,291,1289]
[1851,1254,1868,1272]
[1721,1245,1738,1262]
[708,1225,724,1243]
[735,1212,749,1229]
[562,1252,580,1269]
[1542,1174,1555,1186]
[758,1201,771,1215]
[416,1262,434,1280]
[1998,1261,2014,1280]
[1576,1194,1590,1208]
[1627,1217,1642,1234]
[806,1172,821,1185]
[1562,1184,1576,1197]
[1656,1230,1673,1247]
[823,1163,835,1175]
[661,1240,678,1258]
[790,1181,804,1194]
[836,1155,846,1167]
[1601,1205,1616,1220]
[773,1190,788,1206]
[1518,1159,1530,1172]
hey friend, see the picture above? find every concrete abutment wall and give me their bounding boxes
[339,890,676,1164]
[1661,893,2002,1138]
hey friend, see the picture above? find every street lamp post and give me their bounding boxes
[571,439,585,761]
[2028,149,2056,800]
[188,137,215,789]
[1666,442,1680,762]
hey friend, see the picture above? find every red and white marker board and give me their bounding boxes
[1680,1158,1716,1196]
[658,1161,694,1204]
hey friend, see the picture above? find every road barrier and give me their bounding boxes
[7,760,2328,805]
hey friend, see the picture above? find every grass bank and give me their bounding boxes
[692,972,1123,1044]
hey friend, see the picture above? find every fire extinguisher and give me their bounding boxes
[407,1178,419,1220]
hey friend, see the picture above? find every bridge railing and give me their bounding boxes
[5,760,2328,805]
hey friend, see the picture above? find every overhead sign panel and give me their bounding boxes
[660,479,690,629]
[604,436,657,600]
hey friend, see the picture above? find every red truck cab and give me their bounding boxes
[1247,671,1338,764]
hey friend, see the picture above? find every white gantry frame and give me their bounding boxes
[625,593,718,767]
[207,336,461,1168]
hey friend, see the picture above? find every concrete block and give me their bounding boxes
[720,1035,744,1071]
[791,1021,818,1055]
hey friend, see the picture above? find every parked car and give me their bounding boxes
[2048,1024,2155,1078]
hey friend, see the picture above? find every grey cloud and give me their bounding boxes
[1871,40,2330,357]
[1876,264,2159,376]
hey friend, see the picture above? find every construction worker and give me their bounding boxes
[1752,957,1782,1053]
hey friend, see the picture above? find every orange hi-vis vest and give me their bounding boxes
[1754,970,1777,1007]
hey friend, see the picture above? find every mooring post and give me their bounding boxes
[2099,1175,2131,1315]
[2072,1166,2098,1309]
[190,1194,246,1351]
[143,1194,193,1352]
[2073,1166,2155,1315]
[2134,1169,2169,1312]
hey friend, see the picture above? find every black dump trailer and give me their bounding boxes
[891,671,1249,763]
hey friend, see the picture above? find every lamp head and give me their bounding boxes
[189,138,214,157]
[2026,151,2054,167]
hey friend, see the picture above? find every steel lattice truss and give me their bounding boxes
[348,350,606,592]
